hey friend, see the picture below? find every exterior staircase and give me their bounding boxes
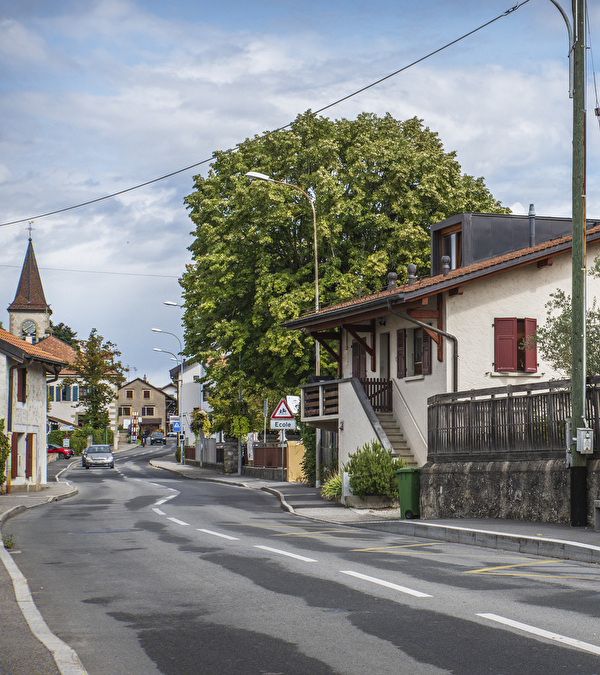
[376,412,418,466]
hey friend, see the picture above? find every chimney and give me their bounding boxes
[529,203,535,248]
[387,271,397,290]
[407,264,417,285]
[441,255,451,277]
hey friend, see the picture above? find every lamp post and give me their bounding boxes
[153,331,185,466]
[245,171,322,487]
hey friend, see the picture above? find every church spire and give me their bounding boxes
[8,236,51,313]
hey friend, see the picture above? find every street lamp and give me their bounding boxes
[153,339,185,466]
[245,170,322,487]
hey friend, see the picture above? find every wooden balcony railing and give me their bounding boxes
[359,378,392,413]
[303,381,339,417]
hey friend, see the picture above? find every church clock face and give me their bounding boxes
[21,319,37,338]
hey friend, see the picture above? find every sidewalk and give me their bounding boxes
[2,454,600,564]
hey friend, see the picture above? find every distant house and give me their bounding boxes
[117,378,175,437]
[169,359,210,447]
[284,210,600,469]
[0,328,65,489]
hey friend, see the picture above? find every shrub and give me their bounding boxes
[321,473,342,500]
[0,419,10,489]
[344,441,406,500]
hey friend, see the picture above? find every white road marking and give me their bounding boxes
[152,508,166,516]
[340,570,432,598]
[0,544,88,674]
[254,545,317,562]
[167,517,190,526]
[154,494,177,506]
[149,482,166,488]
[477,613,600,656]
[197,529,240,541]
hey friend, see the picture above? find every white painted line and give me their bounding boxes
[149,482,166,488]
[197,529,240,541]
[0,544,88,674]
[152,508,166,516]
[167,517,190,526]
[154,494,177,506]
[478,613,600,656]
[254,545,317,562]
[340,570,432,598]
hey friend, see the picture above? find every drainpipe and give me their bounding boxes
[387,299,459,393]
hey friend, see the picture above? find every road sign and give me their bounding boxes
[271,399,295,420]
[270,418,296,430]
[173,421,181,432]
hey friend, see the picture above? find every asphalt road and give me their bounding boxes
[6,443,600,674]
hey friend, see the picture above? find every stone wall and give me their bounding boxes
[421,459,600,525]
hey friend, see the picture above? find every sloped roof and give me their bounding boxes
[283,223,600,330]
[0,328,65,369]
[37,335,79,375]
[8,239,52,313]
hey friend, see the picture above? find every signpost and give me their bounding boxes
[270,399,295,480]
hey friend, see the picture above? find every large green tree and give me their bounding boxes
[66,328,127,429]
[50,321,78,346]
[181,112,508,432]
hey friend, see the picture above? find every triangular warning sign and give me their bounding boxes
[271,399,295,419]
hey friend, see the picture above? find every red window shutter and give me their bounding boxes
[422,331,432,375]
[524,318,538,373]
[17,368,27,403]
[25,433,33,478]
[494,318,517,372]
[11,433,18,477]
[397,329,406,378]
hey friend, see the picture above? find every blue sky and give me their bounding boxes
[0,0,598,385]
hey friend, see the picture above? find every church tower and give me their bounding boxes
[8,233,52,343]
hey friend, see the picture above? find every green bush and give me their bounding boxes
[0,420,10,489]
[344,441,406,500]
[321,473,342,500]
[47,426,114,455]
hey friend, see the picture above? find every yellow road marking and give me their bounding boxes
[465,560,600,579]
[353,542,440,552]
[466,560,557,574]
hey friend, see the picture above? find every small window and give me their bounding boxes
[142,406,155,416]
[17,368,27,403]
[61,386,71,402]
[143,390,151,399]
[48,385,54,402]
[193,375,200,382]
[126,390,133,399]
[397,328,432,378]
[493,318,537,373]
[119,406,131,416]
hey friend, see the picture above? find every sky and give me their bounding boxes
[1,0,599,387]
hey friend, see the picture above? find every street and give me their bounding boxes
[5,443,600,674]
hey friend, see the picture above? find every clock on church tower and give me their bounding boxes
[21,319,37,339]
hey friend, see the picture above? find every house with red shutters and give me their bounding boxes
[284,208,600,472]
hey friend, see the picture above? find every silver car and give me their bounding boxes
[82,445,115,469]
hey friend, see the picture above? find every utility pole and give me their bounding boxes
[570,0,588,527]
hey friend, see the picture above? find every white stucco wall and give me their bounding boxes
[337,379,381,466]
[10,361,48,487]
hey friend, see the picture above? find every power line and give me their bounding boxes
[0,1,530,230]
[0,263,179,280]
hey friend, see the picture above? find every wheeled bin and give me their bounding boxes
[395,467,420,519]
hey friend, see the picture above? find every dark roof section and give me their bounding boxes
[283,223,600,331]
[8,238,52,314]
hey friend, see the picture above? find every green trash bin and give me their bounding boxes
[395,467,420,519]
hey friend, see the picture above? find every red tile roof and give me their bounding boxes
[0,328,65,365]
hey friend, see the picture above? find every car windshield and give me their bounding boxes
[152,433,163,438]
[87,446,111,454]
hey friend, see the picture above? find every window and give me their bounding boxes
[48,385,54,402]
[72,386,78,402]
[397,328,432,378]
[193,375,200,382]
[142,406,155,416]
[61,386,71,402]
[126,390,133,399]
[119,406,131,416]
[17,368,27,403]
[493,317,537,373]
[143,390,151,399]
[441,224,462,270]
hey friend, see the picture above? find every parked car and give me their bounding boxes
[150,432,166,445]
[47,444,74,459]
[82,445,115,469]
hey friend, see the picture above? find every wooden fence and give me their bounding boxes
[428,377,600,461]
[359,378,392,413]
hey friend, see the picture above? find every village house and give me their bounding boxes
[117,377,174,438]
[284,209,600,522]
[0,328,64,489]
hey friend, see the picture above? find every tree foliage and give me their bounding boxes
[0,419,10,489]
[65,329,127,429]
[51,322,78,346]
[181,112,508,432]
[534,276,600,378]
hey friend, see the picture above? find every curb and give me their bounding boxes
[357,520,600,565]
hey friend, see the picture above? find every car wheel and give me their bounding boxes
[110,463,115,469]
